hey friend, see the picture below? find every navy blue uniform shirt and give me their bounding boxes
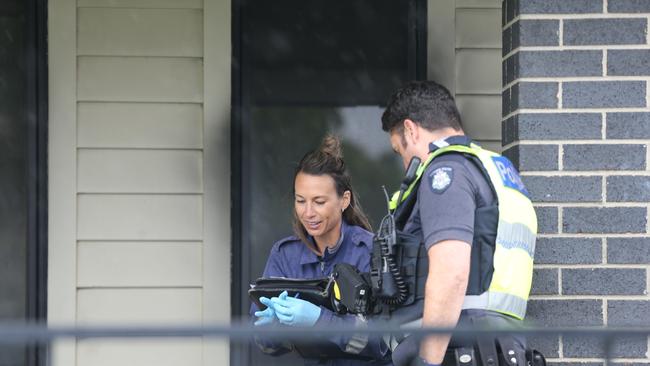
[392,136,523,366]
[403,138,496,251]
[251,220,392,365]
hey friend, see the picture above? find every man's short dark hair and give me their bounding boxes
[381,80,463,133]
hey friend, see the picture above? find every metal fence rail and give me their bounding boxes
[1,323,649,363]
[0,323,648,342]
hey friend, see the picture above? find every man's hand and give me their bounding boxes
[271,294,322,327]
[420,239,471,364]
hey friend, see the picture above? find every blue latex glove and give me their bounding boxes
[254,291,288,326]
[270,294,322,327]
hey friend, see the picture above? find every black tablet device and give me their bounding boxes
[248,276,336,312]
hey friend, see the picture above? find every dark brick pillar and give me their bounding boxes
[502,0,650,361]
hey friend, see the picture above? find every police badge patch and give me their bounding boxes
[429,166,453,194]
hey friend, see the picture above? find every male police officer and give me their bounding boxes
[380,81,537,366]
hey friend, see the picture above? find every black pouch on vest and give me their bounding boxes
[525,349,546,366]
[396,230,428,306]
[248,276,335,312]
[477,336,499,366]
[332,263,373,314]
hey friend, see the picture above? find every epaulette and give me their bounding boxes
[271,235,300,252]
[348,228,373,249]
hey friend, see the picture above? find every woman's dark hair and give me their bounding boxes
[292,135,372,246]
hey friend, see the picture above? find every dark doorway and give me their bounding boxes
[0,0,48,364]
[232,1,425,364]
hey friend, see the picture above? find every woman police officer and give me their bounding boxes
[250,135,391,365]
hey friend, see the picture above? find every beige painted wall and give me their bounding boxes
[48,0,231,365]
[428,0,503,151]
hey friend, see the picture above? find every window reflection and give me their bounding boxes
[249,107,402,273]
[237,0,423,363]
[246,107,402,365]
[0,2,28,365]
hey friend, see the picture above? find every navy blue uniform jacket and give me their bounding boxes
[250,220,392,365]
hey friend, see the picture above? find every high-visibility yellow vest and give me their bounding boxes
[389,141,537,320]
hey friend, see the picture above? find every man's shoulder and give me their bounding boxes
[426,151,477,172]
[427,150,493,186]
[419,153,474,196]
[420,150,497,210]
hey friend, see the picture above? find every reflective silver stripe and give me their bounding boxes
[345,334,368,354]
[432,139,450,149]
[496,221,536,257]
[462,292,489,308]
[344,315,370,354]
[462,292,527,319]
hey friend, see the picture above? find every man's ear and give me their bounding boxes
[403,119,419,143]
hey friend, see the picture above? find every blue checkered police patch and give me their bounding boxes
[429,167,453,194]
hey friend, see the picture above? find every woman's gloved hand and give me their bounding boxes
[254,291,288,326]
[270,293,322,327]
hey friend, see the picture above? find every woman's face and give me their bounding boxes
[294,172,350,246]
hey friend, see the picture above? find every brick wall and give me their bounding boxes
[501,0,650,363]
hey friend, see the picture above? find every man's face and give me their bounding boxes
[390,130,417,170]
